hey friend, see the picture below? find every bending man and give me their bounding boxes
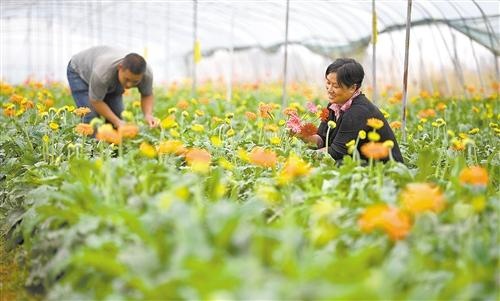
[67,46,158,128]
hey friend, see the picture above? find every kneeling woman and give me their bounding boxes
[303,58,404,163]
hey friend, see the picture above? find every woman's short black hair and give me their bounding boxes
[122,53,147,74]
[325,58,364,88]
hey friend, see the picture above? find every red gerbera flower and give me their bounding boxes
[299,123,318,137]
[320,108,329,122]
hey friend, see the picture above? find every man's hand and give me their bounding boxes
[140,95,158,128]
[90,98,123,129]
[144,114,159,128]
[115,119,126,129]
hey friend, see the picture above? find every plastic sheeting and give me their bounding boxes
[1,0,499,87]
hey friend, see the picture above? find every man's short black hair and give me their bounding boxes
[325,58,364,88]
[122,53,147,74]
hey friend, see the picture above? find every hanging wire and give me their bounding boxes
[417,41,430,92]
[0,1,498,85]
[471,0,499,81]
[413,3,467,96]
[370,5,403,89]
[449,2,484,91]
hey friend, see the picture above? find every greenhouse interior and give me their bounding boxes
[0,0,499,300]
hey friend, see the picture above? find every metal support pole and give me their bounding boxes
[401,0,412,143]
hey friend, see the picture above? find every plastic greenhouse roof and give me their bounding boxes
[1,0,499,58]
[1,0,499,85]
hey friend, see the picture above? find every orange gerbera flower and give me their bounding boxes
[283,107,298,116]
[96,125,121,144]
[9,94,24,104]
[245,111,257,121]
[21,100,35,110]
[466,85,476,93]
[393,91,403,101]
[74,107,91,117]
[2,106,15,117]
[379,207,412,240]
[390,121,402,129]
[400,183,445,214]
[436,102,447,111]
[459,166,488,187]
[491,81,499,91]
[366,118,384,130]
[185,148,211,164]
[118,124,139,139]
[258,103,274,119]
[177,100,189,110]
[43,98,54,108]
[419,90,431,99]
[359,204,388,232]
[358,204,411,240]
[388,96,401,104]
[249,147,277,168]
[418,108,436,119]
[360,142,389,160]
[75,123,94,136]
[185,148,211,172]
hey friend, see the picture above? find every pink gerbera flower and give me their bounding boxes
[306,101,318,113]
[286,113,303,133]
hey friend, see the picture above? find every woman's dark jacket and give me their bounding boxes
[317,93,404,163]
